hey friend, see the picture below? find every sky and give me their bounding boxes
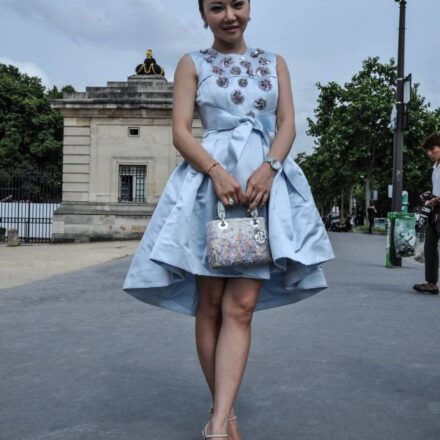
[0,0,439,156]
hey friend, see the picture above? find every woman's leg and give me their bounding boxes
[195,275,226,399]
[208,277,264,434]
[196,276,241,439]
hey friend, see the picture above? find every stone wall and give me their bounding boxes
[51,75,203,242]
[63,118,91,202]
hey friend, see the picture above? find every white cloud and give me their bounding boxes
[0,57,51,87]
[0,0,201,55]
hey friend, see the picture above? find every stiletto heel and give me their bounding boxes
[201,421,229,439]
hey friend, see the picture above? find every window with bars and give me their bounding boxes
[118,165,147,203]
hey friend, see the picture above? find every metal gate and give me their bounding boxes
[0,168,62,243]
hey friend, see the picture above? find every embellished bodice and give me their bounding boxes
[187,47,278,141]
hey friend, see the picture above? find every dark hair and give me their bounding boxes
[198,0,250,16]
[422,132,440,151]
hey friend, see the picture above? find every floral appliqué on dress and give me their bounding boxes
[201,48,273,111]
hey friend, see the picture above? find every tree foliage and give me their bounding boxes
[0,64,74,172]
[299,57,440,216]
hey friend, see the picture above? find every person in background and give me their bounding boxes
[356,206,364,226]
[367,201,377,234]
[413,132,440,295]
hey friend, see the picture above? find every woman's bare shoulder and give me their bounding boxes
[175,53,197,80]
[275,53,289,72]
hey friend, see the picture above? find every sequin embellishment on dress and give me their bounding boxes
[230,66,242,76]
[217,76,229,88]
[231,90,245,104]
[254,97,267,110]
[258,79,272,92]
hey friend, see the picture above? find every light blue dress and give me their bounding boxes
[122,46,335,316]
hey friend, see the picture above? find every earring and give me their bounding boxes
[203,23,208,29]
[248,17,252,21]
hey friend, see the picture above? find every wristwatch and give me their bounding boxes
[264,156,282,172]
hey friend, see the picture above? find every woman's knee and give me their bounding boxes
[196,276,225,318]
[198,293,223,319]
[222,281,261,327]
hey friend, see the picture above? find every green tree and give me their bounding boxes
[296,152,328,214]
[0,64,74,172]
[307,57,396,216]
[302,56,440,216]
[398,86,440,204]
[303,79,357,216]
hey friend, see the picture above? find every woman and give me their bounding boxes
[123,0,334,438]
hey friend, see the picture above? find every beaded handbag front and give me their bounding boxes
[206,201,272,269]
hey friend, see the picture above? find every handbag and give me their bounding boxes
[205,200,272,269]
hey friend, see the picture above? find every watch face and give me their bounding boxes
[271,160,281,170]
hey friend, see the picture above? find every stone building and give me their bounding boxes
[51,50,202,242]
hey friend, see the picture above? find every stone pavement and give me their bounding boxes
[0,241,138,289]
[1,233,440,440]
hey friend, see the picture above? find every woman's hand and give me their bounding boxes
[243,163,276,210]
[208,165,245,206]
[426,197,439,208]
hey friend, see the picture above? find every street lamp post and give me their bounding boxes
[390,0,407,266]
[391,0,407,213]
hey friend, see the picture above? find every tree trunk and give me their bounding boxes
[340,188,344,220]
[349,186,353,215]
[365,169,372,224]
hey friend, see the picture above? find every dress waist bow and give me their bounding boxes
[199,107,276,162]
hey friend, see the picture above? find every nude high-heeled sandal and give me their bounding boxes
[202,421,229,439]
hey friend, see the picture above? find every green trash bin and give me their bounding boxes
[386,212,417,268]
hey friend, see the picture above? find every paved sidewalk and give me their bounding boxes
[1,233,440,440]
[0,241,138,289]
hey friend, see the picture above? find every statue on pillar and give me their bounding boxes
[135,49,165,76]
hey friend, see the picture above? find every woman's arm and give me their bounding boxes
[243,54,296,209]
[267,54,296,162]
[172,54,245,206]
[172,54,218,175]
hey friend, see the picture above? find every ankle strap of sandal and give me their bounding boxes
[209,407,237,421]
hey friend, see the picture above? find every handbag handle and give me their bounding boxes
[216,200,259,220]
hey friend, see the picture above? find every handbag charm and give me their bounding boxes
[206,201,272,269]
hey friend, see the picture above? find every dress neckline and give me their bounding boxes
[209,45,249,56]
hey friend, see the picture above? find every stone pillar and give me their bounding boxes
[7,228,21,247]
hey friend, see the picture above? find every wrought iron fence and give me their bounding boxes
[0,168,62,243]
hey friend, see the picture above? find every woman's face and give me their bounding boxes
[202,0,250,43]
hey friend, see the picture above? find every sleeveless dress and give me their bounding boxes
[122,46,335,316]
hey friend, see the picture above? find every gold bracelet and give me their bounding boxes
[206,162,219,175]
